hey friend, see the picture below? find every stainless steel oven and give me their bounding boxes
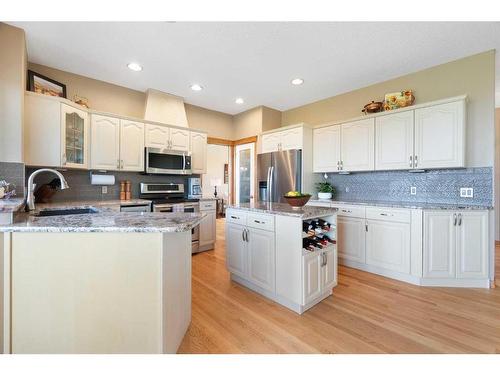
[145,147,192,175]
[153,201,200,252]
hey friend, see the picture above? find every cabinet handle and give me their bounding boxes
[120,159,124,169]
[340,160,344,170]
[458,213,462,226]
[254,220,263,224]
[453,213,457,226]
[324,252,328,266]
[245,229,249,242]
[341,209,352,213]
[117,159,121,169]
[231,215,239,220]
[365,223,368,232]
[62,153,67,165]
[380,213,393,217]
[242,229,246,242]
[409,155,413,168]
[336,160,340,170]
[414,155,418,167]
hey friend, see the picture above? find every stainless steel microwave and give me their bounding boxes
[144,147,192,175]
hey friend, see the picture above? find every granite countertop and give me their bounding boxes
[308,199,493,210]
[0,198,25,213]
[34,199,152,211]
[0,208,204,233]
[228,202,337,219]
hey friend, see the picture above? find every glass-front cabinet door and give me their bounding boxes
[61,104,89,168]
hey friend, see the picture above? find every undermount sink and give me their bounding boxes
[36,208,99,217]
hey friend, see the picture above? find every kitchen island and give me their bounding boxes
[226,202,338,314]
[0,207,203,354]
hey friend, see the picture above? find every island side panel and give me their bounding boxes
[10,232,164,354]
[161,231,191,353]
[275,215,303,306]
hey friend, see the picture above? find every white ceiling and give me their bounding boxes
[11,22,500,114]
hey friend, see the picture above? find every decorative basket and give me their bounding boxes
[383,90,415,111]
[283,194,311,209]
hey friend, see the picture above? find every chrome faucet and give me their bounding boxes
[26,168,69,210]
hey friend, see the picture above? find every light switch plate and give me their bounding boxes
[101,186,108,194]
[410,187,417,195]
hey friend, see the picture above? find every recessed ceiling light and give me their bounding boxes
[291,78,304,85]
[127,62,143,72]
[190,84,203,91]
[235,98,244,104]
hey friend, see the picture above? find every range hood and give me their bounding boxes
[143,89,188,127]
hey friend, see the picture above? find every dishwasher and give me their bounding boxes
[120,203,151,212]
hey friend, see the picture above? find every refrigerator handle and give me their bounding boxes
[266,167,271,202]
[269,166,274,203]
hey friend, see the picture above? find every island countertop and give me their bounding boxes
[307,199,493,210]
[228,202,337,219]
[0,210,204,233]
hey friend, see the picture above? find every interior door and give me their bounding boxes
[375,111,414,170]
[341,118,375,171]
[313,125,341,172]
[235,143,255,204]
[120,120,144,171]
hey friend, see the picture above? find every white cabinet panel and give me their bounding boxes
[302,252,322,304]
[375,111,414,170]
[145,124,169,148]
[323,248,337,290]
[226,223,247,278]
[261,133,281,153]
[337,216,366,263]
[247,228,275,292]
[414,100,465,169]
[313,125,341,172]
[341,118,374,171]
[190,131,207,174]
[61,104,89,169]
[199,211,216,248]
[366,220,410,274]
[90,114,120,170]
[120,120,144,171]
[423,211,456,278]
[281,127,303,151]
[170,128,190,151]
[456,211,488,279]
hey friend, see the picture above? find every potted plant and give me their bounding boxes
[316,181,335,200]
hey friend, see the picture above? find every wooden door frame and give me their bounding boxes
[207,136,257,205]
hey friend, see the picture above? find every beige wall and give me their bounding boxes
[282,51,495,167]
[28,62,146,118]
[184,103,233,139]
[233,106,264,140]
[0,23,26,162]
[262,106,282,132]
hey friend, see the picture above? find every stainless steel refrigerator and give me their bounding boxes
[257,150,302,203]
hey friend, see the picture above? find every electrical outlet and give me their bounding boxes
[101,186,108,194]
[460,187,474,198]
[410,186,417,195]
[345,187,350,193]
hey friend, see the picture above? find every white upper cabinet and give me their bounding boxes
[120,120,145,171]
[145,124,169,149]
[261,126,303,153]
[170,128,190,152]
[261,132,282,153]
[414,100,465,169]
[375,111,414,170]
[61,104,89,169]
[190,131,207,174]
[341,118,375,172]
[280,127,303,151]
[90,114,120,170]
[313,125,341,172]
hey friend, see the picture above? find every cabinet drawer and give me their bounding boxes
[200,200,216,211]
[333,205,366,218]
[226,210,247,226]
[247,213,275,232]
[366,207,411,223]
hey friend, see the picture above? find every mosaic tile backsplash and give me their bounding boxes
[0,162,25,197]
[319,167,493,207]
[25,167,200,202]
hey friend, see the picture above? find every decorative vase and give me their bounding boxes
[318,192,332,200]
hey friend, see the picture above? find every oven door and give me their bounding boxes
[145,147,192,175]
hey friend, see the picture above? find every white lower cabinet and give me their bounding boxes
[199,211,216,249]
[337,216,366,263]
[303,248,337,305]
[366,219,410,274]
[423,211,488,280]
[225,216,276,293]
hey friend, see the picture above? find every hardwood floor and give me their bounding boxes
[178,219,500,354]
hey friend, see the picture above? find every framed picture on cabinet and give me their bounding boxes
[27,70,67,98]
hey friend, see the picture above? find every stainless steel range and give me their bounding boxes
[140,183,200,253]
